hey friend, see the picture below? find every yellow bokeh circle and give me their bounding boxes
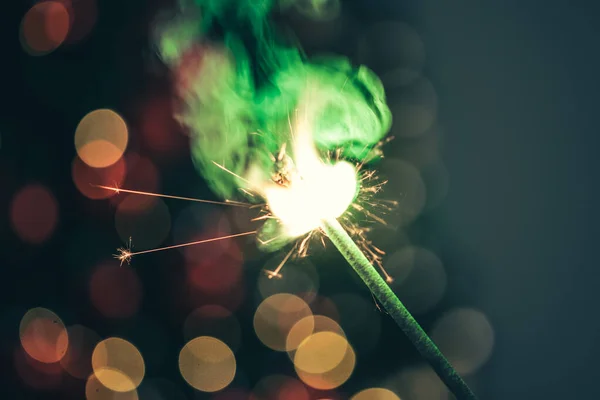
[295,341,356,390]
[75,109,128,168]
[92,337,145,392]
[254,293,313,351]
[178,336,236,392]
[351,388,401,400]
[294,331,348,374]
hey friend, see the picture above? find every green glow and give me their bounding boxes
[156,0,391,200]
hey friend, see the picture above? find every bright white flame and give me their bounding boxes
[264,118,357,237]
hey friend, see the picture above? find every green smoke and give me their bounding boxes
[156,0,392,201]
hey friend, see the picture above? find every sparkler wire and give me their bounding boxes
[321,218,477,400]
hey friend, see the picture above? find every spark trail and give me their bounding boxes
[114,230,257,265]
[93,185,249,207]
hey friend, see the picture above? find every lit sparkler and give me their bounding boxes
[100,106,474,399]
[125,0,477,394]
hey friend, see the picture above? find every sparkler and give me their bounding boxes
[130,0,479,397]
[101,122,475,399]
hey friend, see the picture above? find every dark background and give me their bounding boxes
[2,0,599,399]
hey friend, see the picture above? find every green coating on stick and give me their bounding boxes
[321,218,477,400]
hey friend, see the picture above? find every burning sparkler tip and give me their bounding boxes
[265,270,283,279]
[114,248,132,266]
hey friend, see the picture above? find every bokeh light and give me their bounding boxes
[59,324,101,379]
[112,153,161,209]
[295,340,355,390]
[385,246,447,314]
[187,242,244,296]
[14,347,63,390]
[294,331,348,374]
[178,336,236,392]
[385,366,449,400]
[64,0,98,44]
[250,374,309,400]
[379,158,426,227]
[20,1,71,56]
[174,205,236,263]
[92,337,145,392]
[74,109,129,168]
[137,378,188,400]
[431,308,494,375]
[10,184,59,244]
[89,263,143,319]
[351,388,401,400]
[286,315,344,354]
[183,305,241,352]
[19,307,68,364]
[254,294,313,351]
[212,388,251,400]
[258,256,319,304]
[388,77,438,138]
[358,21,425,78]
[86,373,139,400]
[72,155,126,199]
[138,96,186,158]
[115,196,171,251]
[330,293,381,355]
[420,160,450,210]
[309,296,340,322]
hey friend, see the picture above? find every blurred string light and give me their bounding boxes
[329,293,382,355]
[308,296,340,322]
[72,155,127,199]
[213,388,251,400]
[286,315,345,357]
[115,196,171,251]
[183,305,242,352]
[20,1,70,56]
[295,339,355,390]
[431,308,495,376]
[383,246,447,315]
[59,324,101,379]
[85,373,139,400]
[358,22,426,88]
[293,331,348,374]
[92,337,145,392]
[137,378,188,400]
[385,365,452,400]
[19,307,68,364]
[251,291,356,391]
[351,388,400,400]
[178,336,236,392]
[74,109,129,168]
[14,347,63,390]
[249,374,310,400]
[20,0,98,56]
[257,255,320,304]
[89,263,143,319]
[253,294,313,352]
[10,184,58,244]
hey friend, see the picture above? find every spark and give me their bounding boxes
[114,231,257,265]
[93,185,249,207]
[265,244,296,279]
[115,237,133,266]
[212,161,252,185]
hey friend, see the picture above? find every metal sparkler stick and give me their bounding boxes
[321,218,477,400]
